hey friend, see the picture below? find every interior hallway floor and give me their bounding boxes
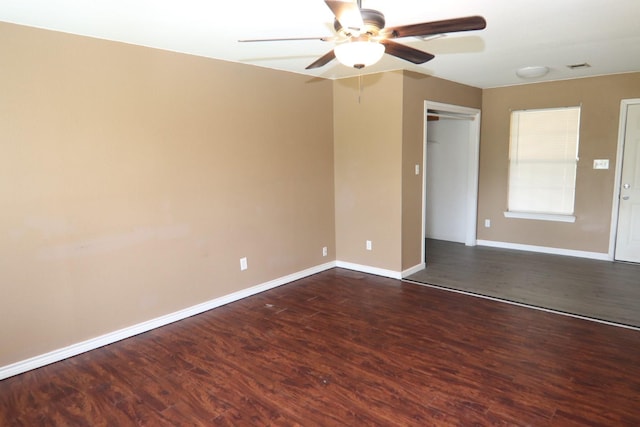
[405,239,640,329]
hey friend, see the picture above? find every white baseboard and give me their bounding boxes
[476,240,611,261]
[0,261,336,381]
[402,262,426,278]
[335,261,402,279]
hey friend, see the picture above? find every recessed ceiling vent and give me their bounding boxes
[566,62,591,70]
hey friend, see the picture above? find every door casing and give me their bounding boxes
[422,100,481,263]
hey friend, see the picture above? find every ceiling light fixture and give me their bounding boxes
[515,65,550,79]
[334,40,385,69]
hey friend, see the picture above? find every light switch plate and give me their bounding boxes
[593,159,609,169]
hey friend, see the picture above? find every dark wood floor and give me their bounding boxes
[407,239,640,328]
[2,268,640,425]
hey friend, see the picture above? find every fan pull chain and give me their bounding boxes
[358,74,362,104]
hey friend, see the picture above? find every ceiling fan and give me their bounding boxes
[239,0,486,70]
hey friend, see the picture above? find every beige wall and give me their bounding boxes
[401,72,482,270]
[0,22,335,367]
[333,71,482,273]
[333,72,404,271]
[477,73,640,253]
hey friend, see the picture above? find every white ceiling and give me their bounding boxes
[1,0,639,88]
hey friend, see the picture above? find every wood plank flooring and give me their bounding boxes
[407,239,640,328]
[2,268,640,425]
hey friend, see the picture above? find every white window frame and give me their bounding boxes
[504,106,581,223]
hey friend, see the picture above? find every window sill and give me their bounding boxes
[503,211,576,223]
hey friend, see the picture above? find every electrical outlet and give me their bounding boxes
[415,164,420,175]
[240,257,248,271]
[322,247,328,257]
[366,240,372,251]
[484,219,491,228]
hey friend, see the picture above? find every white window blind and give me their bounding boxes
[508,107,581,216]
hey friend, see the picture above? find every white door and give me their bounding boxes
[615,103,640,262]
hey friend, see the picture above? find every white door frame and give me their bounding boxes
[422,100,481,262]
[609,98,640,260]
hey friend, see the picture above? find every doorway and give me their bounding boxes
[612,99,640,263]
[422,101,481,263]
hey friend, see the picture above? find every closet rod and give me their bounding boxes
[426,112,475,121]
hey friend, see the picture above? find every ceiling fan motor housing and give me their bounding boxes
[334,9,386,37]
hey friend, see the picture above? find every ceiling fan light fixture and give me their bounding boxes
[515,65,550,79]
[334,40,385,69]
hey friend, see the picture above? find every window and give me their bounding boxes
[506,106,581,222]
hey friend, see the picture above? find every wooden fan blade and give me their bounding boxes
[379,39,435,64]
[383,16,486,39]
[239,36,335,42]
[325,0,364,32]
[306,49,336,69]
